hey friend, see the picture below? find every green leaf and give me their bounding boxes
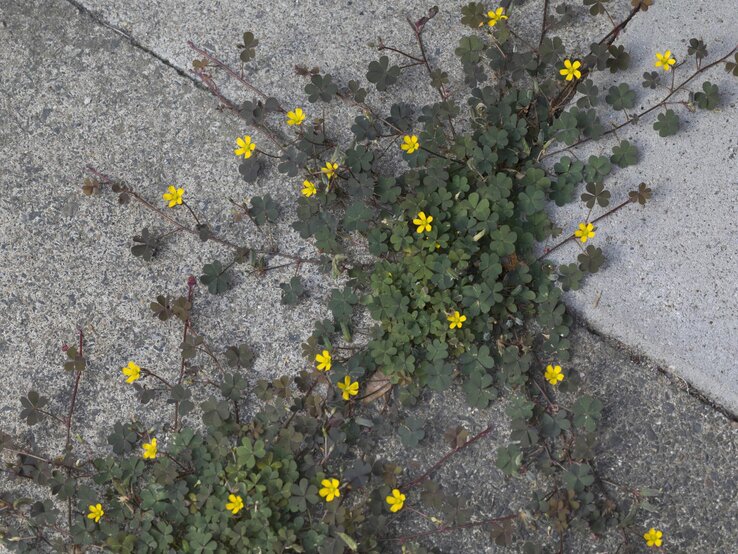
[581,182,611,208]
[578,245,605,273]
[584,155,612,184]
[496,444,523,475]
[687,38,708,60]
[605,83,636,111]
[563,463,594,492]
[398,417,425,448]
[224,344,256,369]
[693,81,719,110]
[725,53,738,77]
[238,32,259,62]
[455,36,485,63]
[641,71,661,89]
[248,194,279,226]
[572,395,603,432]
[343,202,375,232]
[280,276,307,306]
[610,140,638,167]
[463,370,496,408]
[606,45,630,73]
[199,260,232,294]
[19,391,49,426]
[304,73,338,102]
[131,228,159,261]
[653,109,679,137]
[366,56,401,91]
[460,2,487,28]
[558,263,584,291]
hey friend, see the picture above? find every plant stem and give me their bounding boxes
[64,329,84,453]
[536,196,634,262]
[544,46,737,158]
[401,423,495,490]
[187,41,279,109]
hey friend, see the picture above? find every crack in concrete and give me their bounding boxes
[62,0,237,105]
[58,0,738,421]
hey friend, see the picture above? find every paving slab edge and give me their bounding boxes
[58,0,738,421]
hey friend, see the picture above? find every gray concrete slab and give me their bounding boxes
[0,0,332,448]
[1,1,737,552]
[69,0,738,411]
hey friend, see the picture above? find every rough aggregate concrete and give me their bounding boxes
[71,0,738,414]
[1,0,737,552]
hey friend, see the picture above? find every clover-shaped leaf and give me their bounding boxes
[642,71,660,89]
[280,276,307,306]
[606,44,630,73]
[20,391,49,426]
[584,155,612,184]
[693,81,719,110]
[583,0,609,16]
[455,35,485,64]
[398,417,425,448]
[238,156,260,183]
[463,369,496,408]
[366,56,401,91]
[277,147,307,177]
[687,38,707,60]
[248,194,279,226]
[558,263,584,291]
[578,245,605,273]
[351,116,383,141]
[131,227,160,261]
[564,463,595,492]
[225,344,256,369]
[460,2,487,28]
[199,260,232,295]
[605,83,636,111]
[305,73,338,103]
[653,109,679,137]
[495,444,522,475]
[220,373,247,402]
[610,140,638,168]
[238,31,259,62]
[629,182,653,205]
[572,395,603,432]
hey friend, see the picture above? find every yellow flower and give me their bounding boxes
[412,211,433,234]
[545,364,564,385]
[225,494,244,515]
[559,59,582,81]
[122,361,141,384]
[643,528,663,548]
[386,489,406,512]
[574,222,596,243]
[286,107,306,126]
[400,135,419,154]
[447,311,467,329]
[337,376,359,400]
[654,50,676,71]
[301,180,317,197]
[142,438,157,460]
[487,7,508,27]
[234,135,256,159]
[315,350,332,372]
[87,503,104,523]
[162,186,184,208]
[321,162,339,179]
[319,478,341,502]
